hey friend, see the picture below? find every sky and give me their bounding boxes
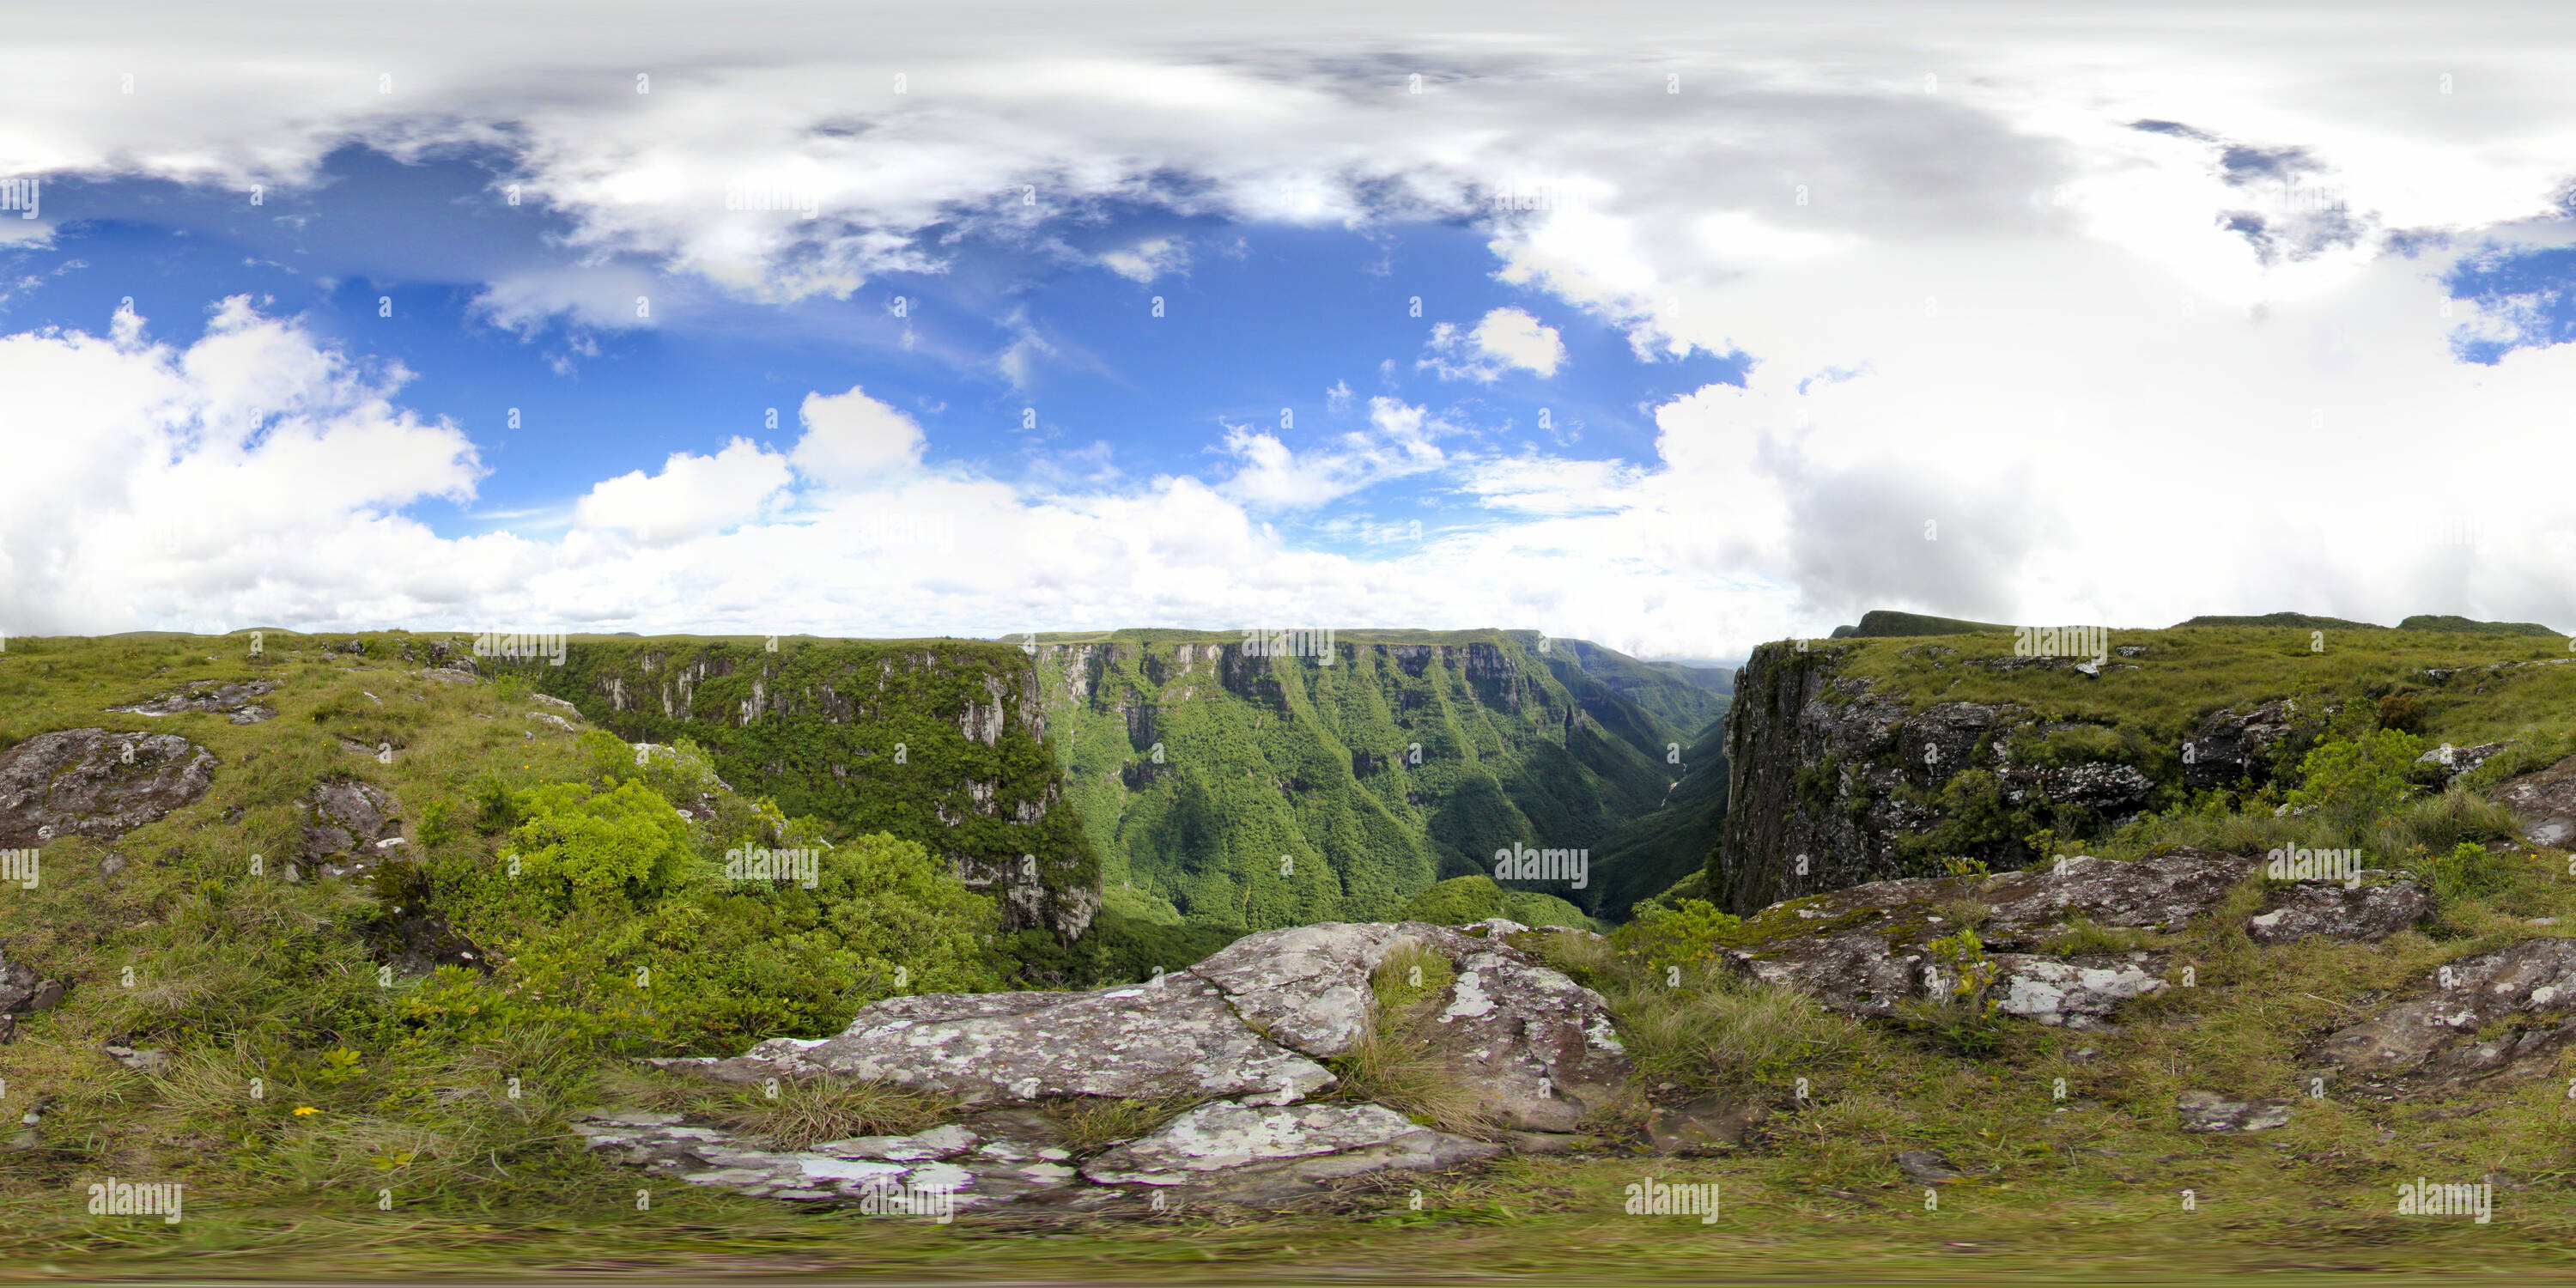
[3,1,2574,660]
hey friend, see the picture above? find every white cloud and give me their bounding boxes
[1098,236,1188,283]
[574,438,791,545]
[1422,307,1565,381]
[790,385,927,488]
[1219,397,1449,510]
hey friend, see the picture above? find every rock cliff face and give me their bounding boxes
[504,640,1101,939]
[1715,642,2178,914]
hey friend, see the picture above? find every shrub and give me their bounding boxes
[505,779,699,909]
[1608,897,1742,972]
[2284,729,2427,841]
[2402,840,2519,906]
[2377,690,2427,733]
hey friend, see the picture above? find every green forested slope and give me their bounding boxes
[1029,630,1722,930]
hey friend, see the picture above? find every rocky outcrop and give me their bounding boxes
[1079,1101,1502,1201]
[571,1109,1086,1212]
[659,920,1627,1133]
[1725,849,2262,1026]
[2181,702,2297,793]
[2492,753,2576,848]
[608,919,1625,1208]
[299,780,404,878]
[2306,938,2576,1092]
[107,678,276,724]
[0,729,216,848]
[663,979,1338,1107]
[2247,880,2432,945]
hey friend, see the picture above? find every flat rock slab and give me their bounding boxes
[108,679,276,724]
[2307,937,2576,1091]
[2248,881,2432,945]
[1081,1100,1503,1205]
[1977,850,2257,946]
[1992,954,2170,1028]
[570,1111,1075,1212]
[2177,1091,2293,1133]
[681,977,1336,1107]
[0,729,216,848]
[2493,754,2576,848]
[301,779,404,876]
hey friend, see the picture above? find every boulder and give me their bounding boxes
[0,729,216,848]
[2492,753,2576,848]
[1078,1100,1503,1204]
[2247,881,2432,945]
[2417,741,2509,784]
[665,977,1336,1108]
[2176,1091,2293,1133]
[2306,938,2576,1091]
[1185,920,1628,1131]
[1977,849,2257,946]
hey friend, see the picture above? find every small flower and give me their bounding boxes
[293,1106,320,1115]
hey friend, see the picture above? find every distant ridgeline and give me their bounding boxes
[1023,629,1731,932]
[501,630,1735,939]
[1830,608,2564,638]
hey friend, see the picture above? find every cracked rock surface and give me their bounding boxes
[2306,938,2576,1091]
[0,730,216,849]
[108,678,277,724]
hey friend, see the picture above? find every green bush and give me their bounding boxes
[1607,897,1742,971]
[505,779,699,909]
[2282,729,2426,841]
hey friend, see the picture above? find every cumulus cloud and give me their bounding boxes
[789,385,927,488]
[574,438,793,545]
[1421,307,1565,381]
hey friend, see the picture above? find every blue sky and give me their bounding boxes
[2,2,2573,654]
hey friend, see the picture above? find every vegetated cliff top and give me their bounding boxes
[1759,623,2576,750]
[1821,608,2567,639]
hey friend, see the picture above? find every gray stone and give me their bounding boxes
[567,1110,1072,1212]
[2306,938,2576,1091]
[2247,881,2433,945]
[1080,1100,1504,1205]
[2493,753,2576,848]
[102,1045,171,1074]
[685,976,1336,1108]
[1187,922,1419,1057]
[0,730,217,849]
[2177,1091,2292,1133]
[107,679,276,720]
[1991,954,2169,1028]
[1897,1148,1964,1182]
[301,780,402,876]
